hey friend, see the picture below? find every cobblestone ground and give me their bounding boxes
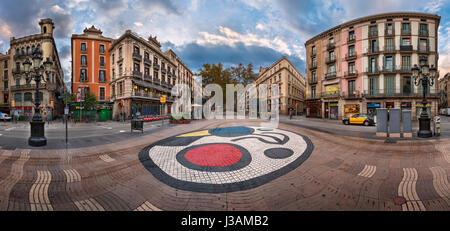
[0,119,448,211]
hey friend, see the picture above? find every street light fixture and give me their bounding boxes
[22,48,53,146]
[411,57,436,138]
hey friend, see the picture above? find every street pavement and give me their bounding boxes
[0,118,448,211]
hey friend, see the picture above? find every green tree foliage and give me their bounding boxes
[65,91,98,110]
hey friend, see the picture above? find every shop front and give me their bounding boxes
[344,104,360,118]
[306,101,321,118]
[329,102,339,120]
[366,102,381,118]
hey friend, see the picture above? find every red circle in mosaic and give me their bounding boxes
[184,144,243,167]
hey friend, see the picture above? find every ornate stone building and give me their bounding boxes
[8,18,66,119]
[305,12,440,120]
[255,56,306,115]
[0,53,10,113]
[109,30,193,119]
[439,73,449,111]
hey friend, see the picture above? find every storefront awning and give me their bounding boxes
[132,80,171,93]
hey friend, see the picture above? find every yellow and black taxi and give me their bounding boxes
[342,114,375,126]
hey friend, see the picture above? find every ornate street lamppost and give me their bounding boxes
[22,49,53,146]
[412,57,436,138]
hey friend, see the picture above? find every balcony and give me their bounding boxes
[161,68,167,74]
[399,45,413,52]
[345,52,357,61]
[12,68,21,75]
[364,67,379,75]
[419,30,429,36]
[326,56,336,64]
[144,74,152,81]
[144,58,152,65]
[80,48,87,54]
[132,71,143,78]
[306,92,321,100]
[399,66,411,73]
[344,70,358,78]
[401,29,411,35]
[132,52,142,61]
[347,35,356,44]
[153,78,161,83]
[327,42,335,50]
[10,83,56,91]
[309,63,317,70]
[153,63,160,70]
[418,45,430,53]
[365,46,380,55]
[13,54,25,60]
[310,51,316,57]
[382,66,397,74]
[383,46,396,53]
[368,31,378,38]
[308,78,318,85]
[384,29,395,36]
[324,72,337,80]
[342,90,361,99]
[361,88,440,98]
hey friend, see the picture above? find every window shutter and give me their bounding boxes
[383,56,386,70]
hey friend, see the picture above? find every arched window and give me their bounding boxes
[26,47,30,55]
[32,45,35,53]
[43,26,47,33]
[21,48,24,55]
[24,92,33,101]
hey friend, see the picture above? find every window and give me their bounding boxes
[133,46,140,54]
[419,39,428,52]
[112,85,116,96]
[369,26,377,36]
[99,87,105,101]
[385,38,394,51]
[403,76,413,95]
[14,93,21,102]
[134,63,140,72]
[329,50,335,61]
[119,63,123,76]
[311,71,316,82]
[401,38,411,46]
[81,43,87,52]
[311,46,316,55]
[420,24,428,36]
[348,62,355,74]
[328,64,335,74]
[348,31,355,40]
[311,86,316,98]
[99,44,105,54]
[348,80,356,94]
[16,78,20,86]
[384,56,394,71]
[369,77,378,96]
[3,60,7,68]
[112,68,115,80]
[385,23,394,35]
[401,23,410,34]
[80,69,87,82]
[348,45,355,56]
[24,92,32,101]
[145,52,149,60]
[370,39,378,52]
[402,56,411,70]
[385,76,395,96]
[145,67,150,76]
[312,57,316,67]
[419,56,428,66]
[112,54,115,63]
[81,55,87,66]
[369,57,377,72]
[99,70,106,82]
[100,56,105,67]
[329,37,334,45]
[119,47,122,58]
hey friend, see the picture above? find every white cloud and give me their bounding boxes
[196,26,292,55]
[424,0,445,13]
[255,23,265,30]
[134,22,143,27]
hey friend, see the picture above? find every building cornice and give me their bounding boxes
[305,11,441,45]
[257,56,304,81]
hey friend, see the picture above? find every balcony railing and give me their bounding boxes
[324,72,337,80]
[418,45,430,53]
[326,56,336,64]
[10,83,56,91]
[132,71,143,78]
[399,45,413,52]
[401,29,411,35]
[347,35,356,43]
[399,66,411,73]
[161,68,167,74]
[144,74,152,81]
[153,63,160,70]
[341,90,361,99]
[144,58,152,65]
[12,68,21,75]
[364,67,379,75]
[308,78,318,84]
[327,42,335,50]
[309,63,317,70]
[419,30,429,36]
[310,51,316,57]
[382,66,396,73]
[344,70,358,78]
[384,45,395,53]
[368,30,378,37]
[132,52,142,60]
[306,92,321,100]
[385,28,395,36]
[362,88,440,98]
[365,46,379,55]
[345,52,357,60]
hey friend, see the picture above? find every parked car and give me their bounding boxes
[0,112,12,121]
[343,114,375,126]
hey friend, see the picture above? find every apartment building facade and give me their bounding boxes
[305,12,440,120]
[109,30,193,119]
[0,53,10,113]
[439,73,449,110]
[8,18,66,119]
[71,26,113,107]
[255,56,306,115]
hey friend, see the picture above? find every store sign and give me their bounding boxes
[367,103,380,108]
[416,103,431,107]
[325,85,339,94]
[330,103,338,107]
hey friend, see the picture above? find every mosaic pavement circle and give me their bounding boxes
[138,126,314,193]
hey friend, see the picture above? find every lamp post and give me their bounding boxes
[411,57,436,138]
[22,48,53,146]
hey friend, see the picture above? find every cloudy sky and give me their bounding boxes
[0,0,449,90]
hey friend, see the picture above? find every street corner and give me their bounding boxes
[138,126,314,193]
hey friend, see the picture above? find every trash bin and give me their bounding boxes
[131,119,144,133]
[433,116,440,136]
